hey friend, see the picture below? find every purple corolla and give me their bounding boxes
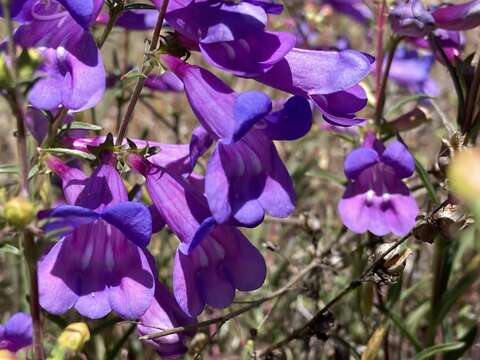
[252,47,374,126]
[129,155,267,317]
[2,0,105,111]
[153,0,295,77]
[0,313,32,353]
[433,0,480,31]
[339,133,419,236]
[389,0,435,38]
[389,47,439,96]
[322,0,373,25]
[38,154,155,319]
[163,55,312,227]
[138,256,196,358]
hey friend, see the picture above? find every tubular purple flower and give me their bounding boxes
[2,0,106,111]
[433,0,480,31]
[138,256,196,359]
[322,0,373,25]
[128,155,267,317]
[338,133,419,236]
[408,29,465,64]
[162,55,313,226]
[389,0,435,37]
[154,0,295,76]
[38,155,155,319]
[252,48,374,126]
[389,47,439,96]
[0,313,32,353]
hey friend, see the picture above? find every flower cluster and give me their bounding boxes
[13,0,480,358]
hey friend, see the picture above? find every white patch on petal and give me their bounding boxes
[382,193,391,203]
[366,189,374,205]
[56,46,67,62]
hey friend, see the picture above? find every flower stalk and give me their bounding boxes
[115,0,170,146]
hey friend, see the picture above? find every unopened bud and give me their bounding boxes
[3,197,36,228]
[390,107,429,132]
[389,0,435,37]
[448,148,480,203]
[57,322,90,352]
[0,350,17,360]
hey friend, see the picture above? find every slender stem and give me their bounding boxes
[259,234,411,357]
[375,36,402,124]
[139,259,322,341]
[426,235,449,346]
[24,233,45,360]
[97,5,123,49]
[2,2,44,358]
[428,34,465,128]
[375,0,387,105]
[115,0,169,146]
[464,51,480,136]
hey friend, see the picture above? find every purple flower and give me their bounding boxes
[0,313,32,353]
[252,47,374,126]
[38,154,155,319]
[155,0,295,77]
[338,133,419,236]
[144,72,184,92]
[138,257,196,358]
[389,0,435,38]
[322,0,373,25]
[3,0,105,111]
[163,55,313,226]
[408,29,465,64]
[129,155,267,317]
[433,0,480,31]
[389,47,439,96]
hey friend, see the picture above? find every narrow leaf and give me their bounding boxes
[42,148,96,161]
[415,157,439,205]
[62,121,102,131]
[0,164,18,174]
[414,342,465,360]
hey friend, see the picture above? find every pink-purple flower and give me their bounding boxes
[338,133,419,236]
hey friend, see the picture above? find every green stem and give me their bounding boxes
[464,52,480,140]
[115,0,170,146]
[375,36,402,125]
[428,34,465,128]
[426,235,449,346]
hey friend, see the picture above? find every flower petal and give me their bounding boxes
[344,147,379,179]
[230,91,272,143]
[381,140,415,179]
[101,202,152,248]
[264,96,313,140]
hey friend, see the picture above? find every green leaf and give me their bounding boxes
[28,163,40,180]
[0,164,18,174]
[381,307,422,351]
[415,157,439,205]
[0,243,21,255]
[385,94,433,116]
[306,169,346,186]
[413,342,465,360]
[437,261,480,322]
[42,148,96,161]
[61,121,102,131]
[444,325,478,360]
